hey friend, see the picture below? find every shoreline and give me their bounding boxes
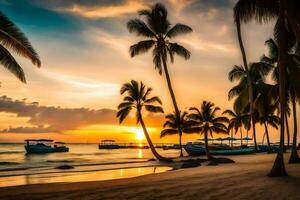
[0,153,300,199]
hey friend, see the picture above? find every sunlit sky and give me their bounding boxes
[0,0,291,143]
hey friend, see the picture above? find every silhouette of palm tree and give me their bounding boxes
[262,38,300,163]
[233,0,300,177]
[0,12,41,83]
[117,80,170,162]
[160,111,198,157]
[188,101,228,161]
[127,3,192,145]
[223,109,249,146]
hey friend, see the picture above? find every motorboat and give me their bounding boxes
[25,139,69,154]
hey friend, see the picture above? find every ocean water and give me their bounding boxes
[0,143,177,187]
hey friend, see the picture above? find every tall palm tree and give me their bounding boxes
[228,62,273,145]
[262,38,300,163]
[117,80,170,162]
[233,0,300,177]
[0,12,41,82]
[223,109,249,146]
[127,3,192,145]
[188,101,228,161]
[160,111,197,157]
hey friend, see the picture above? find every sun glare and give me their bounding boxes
[134,128,144,141]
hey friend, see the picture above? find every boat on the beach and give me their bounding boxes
[98,140,120,149]
[184,142,254,156]
[25,139,69,154]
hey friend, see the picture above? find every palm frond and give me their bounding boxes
[116,106,132,124]
[127,19,156,38]
[160,128,177,138]
[144,96,162,105]
[228,65,246,82]
[166,24,192,38]
[0,44,26,83]
[0,12,41,67]
[168,43,191,61]
[144,105,164,113]
[129,40,155,57]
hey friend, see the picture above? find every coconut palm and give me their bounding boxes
[188,101,228,160]
[233,0,300,177]
[223,109,250,146]
[228,62,273,144]
[262,38,300,163]
[255,90,280,152]
[160,111,198,157]
[117,80,170,162]
[0,11,41,82]
[127,3,192,145]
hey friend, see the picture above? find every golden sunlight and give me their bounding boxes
[132,127,144,141]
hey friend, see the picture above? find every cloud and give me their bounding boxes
[61,0,147,18]
[0,96,164,134]
[0,126,59,134]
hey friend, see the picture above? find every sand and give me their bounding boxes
[0,153,300,200]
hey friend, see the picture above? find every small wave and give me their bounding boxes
[0,151,24,155]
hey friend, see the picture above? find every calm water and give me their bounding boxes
[0,143,177,187]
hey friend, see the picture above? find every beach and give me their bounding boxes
[0,153,299,200]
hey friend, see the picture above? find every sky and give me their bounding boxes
[0,0,287,143]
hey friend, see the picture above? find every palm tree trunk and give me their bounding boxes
[285,112,290,147]
[289,89,300,163]
[161,54,183,157]
[240,128,243,146]
[138,111,171,162]
[204,130,213,160]
[264,122,271,153]
[236,19,257,151]
[268,8,287,176]
[231,129,233,147]
[179,133,183,157]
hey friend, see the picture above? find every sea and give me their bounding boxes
[0,143,177,187]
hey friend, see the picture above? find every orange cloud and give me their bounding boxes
[63,0,147,18]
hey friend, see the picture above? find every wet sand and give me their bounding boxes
[0,153,300,200]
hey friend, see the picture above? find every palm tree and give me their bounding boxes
[233,0,300,177]
[188,101,228,161]
[0,11,41,82]
[262,38,300,163]
[117,80,170,162]
[228,62,273,145]
[255,90,280,152]
[160,111,197,157]
[127,3,192,146]
[223,109,250,146]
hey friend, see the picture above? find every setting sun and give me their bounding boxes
[132,128,145,141]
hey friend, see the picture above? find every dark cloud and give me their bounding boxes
[184,0,234,12]
[0,126,59,134]
[0,96,164,134]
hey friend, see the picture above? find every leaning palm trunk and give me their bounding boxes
[138,111,171,162]
[162,54,183,157]
[264,122,272,153]
[268,8,287,176]
[285,112,290,147]
[236,19,257,151]
[289,90,300,163]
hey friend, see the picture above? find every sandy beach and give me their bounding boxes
[0,153,299,200]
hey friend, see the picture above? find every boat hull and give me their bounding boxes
[25,145,69,154]
[184,144,254,156]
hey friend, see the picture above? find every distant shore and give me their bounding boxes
[0,153,300,200]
